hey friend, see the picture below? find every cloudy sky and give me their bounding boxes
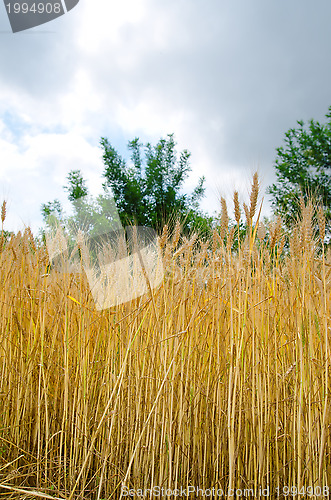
[1,0,331,234]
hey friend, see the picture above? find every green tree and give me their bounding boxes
[64,169,88,202]
[100,134,211,235]
[42,170,122,240]
[268,106,331,230]
[41,199,64,229]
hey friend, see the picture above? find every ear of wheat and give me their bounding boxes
[1,200,6,225]
[1,200,6,249]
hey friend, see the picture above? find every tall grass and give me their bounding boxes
[0,184,331,499]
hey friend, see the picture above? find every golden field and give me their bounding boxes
[0,179,331,499]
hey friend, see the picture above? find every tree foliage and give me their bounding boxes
[64,170,88,202]
[268,106,331,230]
[41,199,64,230]
[100,133,211,235]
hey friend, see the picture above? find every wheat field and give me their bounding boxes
[0,177,331,499]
